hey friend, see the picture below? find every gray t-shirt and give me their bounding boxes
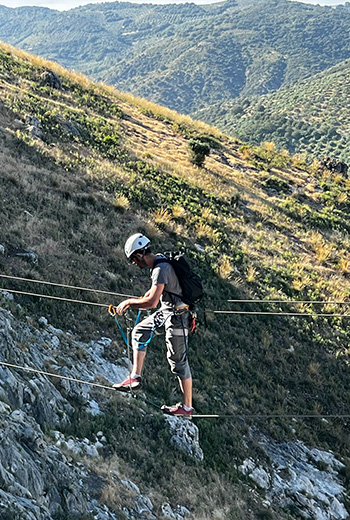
[151,255,183,310]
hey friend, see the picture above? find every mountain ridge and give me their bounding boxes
[0,0,349,113]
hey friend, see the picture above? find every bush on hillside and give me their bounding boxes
[188,138,211,167]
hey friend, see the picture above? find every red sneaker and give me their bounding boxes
[161,403,194,417]
[112,375,141,391]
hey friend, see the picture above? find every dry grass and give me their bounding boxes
[114,194,130,211]
[153,208,173,227]
[196,222,220,243]
[102,84,224,138]
[217,255,234,280]
[261,141,277,153]
[246,265,258,283]
[171,205,186,218]
[338,257,350,274]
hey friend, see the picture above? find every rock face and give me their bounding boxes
[1,300,348,519]
[0,304,198,518]
[240,434,349,520]
[164,416,204,461]
[0,409,90,519]
[0,306,118,518]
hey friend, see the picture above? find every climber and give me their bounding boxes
[110,233,194,417]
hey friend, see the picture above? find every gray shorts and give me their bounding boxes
[132,310,191,381]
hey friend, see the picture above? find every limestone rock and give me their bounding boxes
[38,317,48,328]
[134,494,155,518]
[25,115,44,141]
[56,115,81,137]
[240,435,349,519]
[0,306,168,519]
[164,416,204,461]
[13,248,38,265]
[162,502,191,520]
[40,69,62,89]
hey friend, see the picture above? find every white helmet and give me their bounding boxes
[124,233,150,259]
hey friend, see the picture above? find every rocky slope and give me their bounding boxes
[1,293,349,519]
[0,294,201,519]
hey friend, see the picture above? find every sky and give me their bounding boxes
[0,0,347,9]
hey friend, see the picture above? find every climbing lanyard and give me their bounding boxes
[108,307,142,349]
[109,306,190,351]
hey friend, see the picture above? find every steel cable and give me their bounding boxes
[1,287,350,317]
[0,361,349,420]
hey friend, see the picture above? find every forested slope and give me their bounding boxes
[0,0,350,113]
[195,59,350,163]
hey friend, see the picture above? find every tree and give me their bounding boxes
[188,138,211,167]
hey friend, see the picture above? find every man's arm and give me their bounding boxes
[116,284,164,315]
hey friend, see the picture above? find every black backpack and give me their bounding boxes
[153,252,203,306]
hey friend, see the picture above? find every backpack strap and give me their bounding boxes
[152,257,182,301]
[152,257,171,269]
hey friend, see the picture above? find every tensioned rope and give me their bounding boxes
[0,287,109,308]
[0,274,136,299]
[227,299,350,305]
[0,274,348,307]
[0,360,113,390]
[1,360,350,420]
[212,310,350,317]
[1,286,349,318]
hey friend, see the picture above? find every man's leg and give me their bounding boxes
[132,349,146,377]
[162,312,194,415]
[113,312,158,390]
[179,376,192,409]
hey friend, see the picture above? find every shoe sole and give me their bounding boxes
[163,411,193,419]
[161,407,193,418]
[112,383,141,392]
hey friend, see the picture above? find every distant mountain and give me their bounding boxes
[195,59,350,162]
[0,0,350,113]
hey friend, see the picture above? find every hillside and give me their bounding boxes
[195,58,350,163]
[0,0,350,113]
[0,42,350,519]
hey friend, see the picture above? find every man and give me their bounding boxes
[112,233,194,417]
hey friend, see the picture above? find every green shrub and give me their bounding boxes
[188,138,211,167]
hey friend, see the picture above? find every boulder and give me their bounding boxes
[164,416,204,461]
[25,116,44,141]
[40,69,62,89]
[13,249,38,265]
